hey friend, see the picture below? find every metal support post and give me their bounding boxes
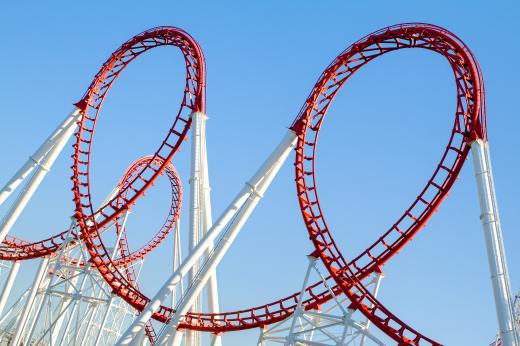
[471,139,518,346]
[116,129,298,345]
[0,109,81,244]
[0,260,20,317]
[199,113,222,346]
[10,256,50,346]
[359,271,384,346]
[172,220,183,306]
[187,111,204,346]
[160,130,298,346]
[286,255,317,345]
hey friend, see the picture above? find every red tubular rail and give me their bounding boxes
[58,155,181,345]
[71,26,206,324]
[72,23,486,345]
[291,23,485,345]
[0,156,181,268]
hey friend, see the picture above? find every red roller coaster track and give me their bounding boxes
[70,26,205,322]
[69,23,486,345]
[290,23,485,345]
[0,155,181,270]
[180,24,486,345]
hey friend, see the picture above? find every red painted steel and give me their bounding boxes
[291,23,485,345]
[177,24,487,344]
[70,26,206,324]
[69,23,486,346]
[0,156,181,268]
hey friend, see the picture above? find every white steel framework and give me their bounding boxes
[115,129,297,345]
[186,112,221,346]
[0,109,81,243]
[0,24,518,346]
[258,255,386,346]
[471,139,519,345]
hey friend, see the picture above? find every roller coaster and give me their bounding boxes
[0,23,518,346]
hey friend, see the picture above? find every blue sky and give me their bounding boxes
[0,1,518,345]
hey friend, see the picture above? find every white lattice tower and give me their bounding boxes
[0,220,144,346]
[257,255,386,346]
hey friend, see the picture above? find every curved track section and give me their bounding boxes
[291,23,485,345]
[0,156,181,266]
[71,24,487,345]
[0,26,201,262]
[0,227,80,260]
[113,155,182,271]
[175,23,486,337]
[72,27,205,319]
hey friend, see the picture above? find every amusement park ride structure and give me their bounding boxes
[0,23,518,346]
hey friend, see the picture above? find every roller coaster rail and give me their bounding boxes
[0,23,518,346]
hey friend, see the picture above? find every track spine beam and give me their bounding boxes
[116,129,297,345]
[160,130,298,345]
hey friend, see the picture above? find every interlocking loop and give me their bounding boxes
[71,26,205,322]
[292,23,485,345]
[69,23,486,346]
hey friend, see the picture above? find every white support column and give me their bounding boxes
[471,139,518,346]
[10,256,50,346]
[159,130,298,346]
[187,111,204,346]
[116,129,298,345]
[0,108,81,206]
[23,221,78,344]
[79,302,98,346]
[172,220,183,307]
[199,112,222,346]
[0,260,20,317]
[48,270,80,344]
[55,265,91,345]
[93,211,130,345]
[359,271,384,346]
[286,255,317,346]
[0,109,81,244]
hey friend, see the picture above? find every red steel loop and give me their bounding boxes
[68,24,486,345]
[113,155,182,271]
[0,26,202,263]
[72,26,204,321]
[113,155,182,344]
[167,24,486,339]
[0,156,181,265]
[291,23,485,345]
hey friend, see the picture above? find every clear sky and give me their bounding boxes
[0,1,518,345]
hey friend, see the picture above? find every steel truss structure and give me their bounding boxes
[258,254,385,346]
[0,23,518,346]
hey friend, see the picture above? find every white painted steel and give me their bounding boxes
[172,220,183,306]
[10,256,50,346]
[0,260,20,317]
[116,129,298,345]
[23,220,81,344]
[260,257,385,346]
[200,113,222,346]
[159,130,298,346]
[471,139,518,346]
[19,194,130,345]
[286,255,317,345]
[0,108,80,206]
[359,271,384,346]
[0,109,81,244]
[92,210,130,345]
